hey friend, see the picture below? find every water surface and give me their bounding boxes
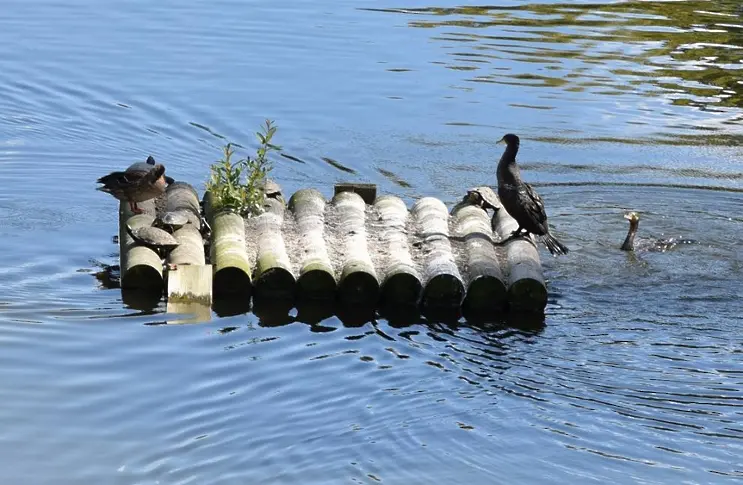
[0,0,742,483]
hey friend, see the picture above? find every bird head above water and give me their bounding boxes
[497,133,520,147]
[624,211,640,224]
[621,211,640,251]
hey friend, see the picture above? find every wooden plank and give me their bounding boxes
[410,197,464,310]
[334,182,377,205]
[373,195,422,307]
[167,264,213,305]
[492,207,548,312]
[288,188,337,301]
[332,191,379,305]
[452,202,507,315]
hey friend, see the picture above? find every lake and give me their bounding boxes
[1,0,742,483]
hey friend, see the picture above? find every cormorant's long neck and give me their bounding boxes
[621,221,638,251]
[497,142,522,186]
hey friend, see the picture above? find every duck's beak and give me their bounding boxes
[496,136,506,145]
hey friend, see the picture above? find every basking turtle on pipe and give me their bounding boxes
[621,211,696,252]
[97,163,168,214]
[462,186,500,212]
[155,210,191,233]
[496,133,569,256]
[126,224,180,258]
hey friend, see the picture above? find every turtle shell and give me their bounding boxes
[466,186,500,211]
[159,210,191,228]
[127,225,179,250]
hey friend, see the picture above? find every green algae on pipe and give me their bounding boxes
[451,202,507,315]
[372,195,422,307]
[332,191,379,306]
[288,188,337,301]
[202,191,252,298]
[410,197,464,310]
[119,199,163,291]
[492,206,548,313]
[252,197,296,301]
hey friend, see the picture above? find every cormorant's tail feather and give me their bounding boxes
[540,233,569,256]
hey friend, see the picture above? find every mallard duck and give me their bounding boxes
[496,133,569,256]
[97,163,167,214]
[620,211,696,252]
[142,155,175,185]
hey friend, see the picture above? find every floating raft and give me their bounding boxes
[117,181,550,318]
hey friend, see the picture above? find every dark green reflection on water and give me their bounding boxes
[367,1,743,142]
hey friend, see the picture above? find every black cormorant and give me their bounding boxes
[620,211,639,251]
[496,133,569,256]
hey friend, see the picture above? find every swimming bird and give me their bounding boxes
[620,212,640,251]
[620,211,696,252]
[496,133,569,256]
[97,163,168,214]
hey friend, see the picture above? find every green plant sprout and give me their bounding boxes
[206,119,281,216]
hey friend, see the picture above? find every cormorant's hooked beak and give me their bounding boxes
[496,136,506,145]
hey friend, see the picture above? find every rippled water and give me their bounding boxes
[1,0,742,483]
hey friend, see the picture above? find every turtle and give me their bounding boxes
[155,210,191,233]
[126,224,180,257]
[463,186,501,211]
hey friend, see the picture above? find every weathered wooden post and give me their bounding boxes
[288,188,337,301]
[164,182,212,318]
[411,197,465,310]
[452,203,507,315]
[203,191,252,298]
[119,199,163,291]
[332,190,380,306]
[372,195,422,307]
[492,208,548,312]
[251,196,296,301]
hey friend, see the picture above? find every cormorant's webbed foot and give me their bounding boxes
[510,226,527,238]
[494,229,530,246]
